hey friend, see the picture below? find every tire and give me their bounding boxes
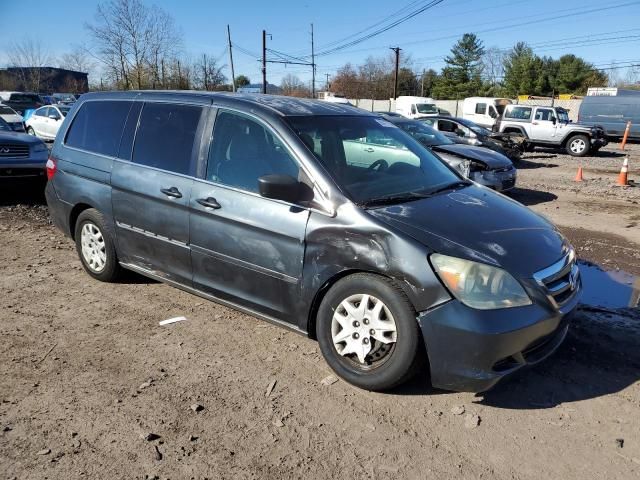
[316,273,424,391]
[27,126,35,135]
[74,208,120,282]
[566,134,590,157]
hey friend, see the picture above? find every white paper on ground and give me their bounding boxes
[159,316,187,326]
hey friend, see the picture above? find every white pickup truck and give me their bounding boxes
[495,104,607,156]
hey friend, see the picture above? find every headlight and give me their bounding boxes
[431,253,531,310]
[32,142,47,153]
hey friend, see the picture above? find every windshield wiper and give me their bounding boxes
[425,180,472,196]
[359,190,432,208]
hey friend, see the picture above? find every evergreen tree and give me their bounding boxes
[432,33,485,99]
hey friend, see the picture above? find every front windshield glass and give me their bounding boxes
[416,103,437,114]
[58,106,71,117]
[287,115,461,205]
[395,120,453,146]
[456,118,491,136]
[556,109,570,123]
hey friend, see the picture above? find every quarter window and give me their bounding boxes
[132,102,203,175]
[65,101,132,156]
[475,103,487,114]
[207,111,299,192]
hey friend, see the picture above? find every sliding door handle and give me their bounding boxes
[197,197,221,209]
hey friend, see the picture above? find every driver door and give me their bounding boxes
[531,108,558,141]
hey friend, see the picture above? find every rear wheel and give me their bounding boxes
[566,134,589,156]
[74,209,120,282]
[316,274,424,391]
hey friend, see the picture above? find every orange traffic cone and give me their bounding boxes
[574,165,584,182]
[617,156,629,186]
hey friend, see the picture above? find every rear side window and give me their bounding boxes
[475,103,487,114]
[65,101,132,156]
[504,106,532,120]
[132,102,202,175]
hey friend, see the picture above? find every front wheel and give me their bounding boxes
[27,126,35,136]
[566,134,590,157]
[316,273,424,391]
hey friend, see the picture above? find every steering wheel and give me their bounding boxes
[368,159,389,172]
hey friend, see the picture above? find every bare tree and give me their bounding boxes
[60,45,97,74]
[86,0,182,90]
[280,74,309,97]
[482,46,506,87]
[7,37,54,92]
[193,54,226,91]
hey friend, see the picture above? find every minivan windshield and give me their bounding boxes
[287,115,464,205]
[416,103,438,114]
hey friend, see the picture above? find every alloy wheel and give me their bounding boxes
[80,222,107,273]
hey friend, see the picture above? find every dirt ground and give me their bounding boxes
[1,142,639,480]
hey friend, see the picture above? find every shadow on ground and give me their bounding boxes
[508,187,558,206]
[0,178,47,206]
[516,157,559,169]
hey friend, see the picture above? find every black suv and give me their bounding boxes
[46,92,580,392]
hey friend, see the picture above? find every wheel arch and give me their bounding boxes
[502,126,528,137]
[68,203,95,240]
[561,131,591,146]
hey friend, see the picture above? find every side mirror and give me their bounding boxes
[258,174,311,203]
[551,117,557,125]
[455,128,465,137]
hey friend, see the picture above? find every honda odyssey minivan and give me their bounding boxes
[46,92,581,392]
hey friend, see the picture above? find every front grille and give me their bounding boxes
[0,144,30,158]
[533,251,580,308]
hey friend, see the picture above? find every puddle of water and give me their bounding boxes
[578,260,640,309]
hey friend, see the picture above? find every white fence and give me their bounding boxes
[347,98,584,121]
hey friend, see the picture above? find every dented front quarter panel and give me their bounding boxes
[298,201,452,333]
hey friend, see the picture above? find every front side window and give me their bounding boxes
[65,101,132,156]
[504,106,532,120]
[287,115,460,205]
[475,103,487,114]
[35,107,48,117]
[132,102,203,176]
[556,109,570,123]
[207,110,299,192]
[535,109,554,121]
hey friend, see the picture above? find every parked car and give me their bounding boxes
[462,97,512,129]
[579,88,640,140]
[26,105,71,140]
[0,104,26,132]
[496,104,607,156]
[420,115,525,161]
[0,91,43,116]
[52,93,78,105]
[379,114,517,191]
[0,116,48,179]
[395,96,439,119]
[46,91,580,392]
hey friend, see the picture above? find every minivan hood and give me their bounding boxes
[432,144,513,169]
[368,185,570,277]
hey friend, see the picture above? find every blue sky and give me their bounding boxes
[2,0,640,86]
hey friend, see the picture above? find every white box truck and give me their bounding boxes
[395,96,439,119]
[462,97,512,129]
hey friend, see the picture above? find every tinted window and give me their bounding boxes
[118,102,143,161]
[207,110,299,192]
[504,106,532,120]
[475,103,487,114]
[0,106,14,115]
[65,101,132,156]
[132,102,202,175]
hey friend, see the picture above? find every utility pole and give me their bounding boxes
[390,47,401,99]
[311,23,316,98]
[325,73,330,91]
[262,29,267,94]
[421,69,425,97]
[227,25,236,92]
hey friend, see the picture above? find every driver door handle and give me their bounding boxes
[364,147,375,153]
[197,197,221,209]
[532,121,539,125]
[160,186,182,198]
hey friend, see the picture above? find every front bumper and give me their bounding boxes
[418,280,580,392]
[471,167,517,192]
[0,158,47,178]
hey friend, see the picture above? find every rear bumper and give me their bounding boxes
[418,284,580,392]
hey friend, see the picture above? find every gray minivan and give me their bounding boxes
[46,91,580,392]
[579,89,640,139]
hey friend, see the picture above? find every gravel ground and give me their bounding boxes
[1,143,639,479]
